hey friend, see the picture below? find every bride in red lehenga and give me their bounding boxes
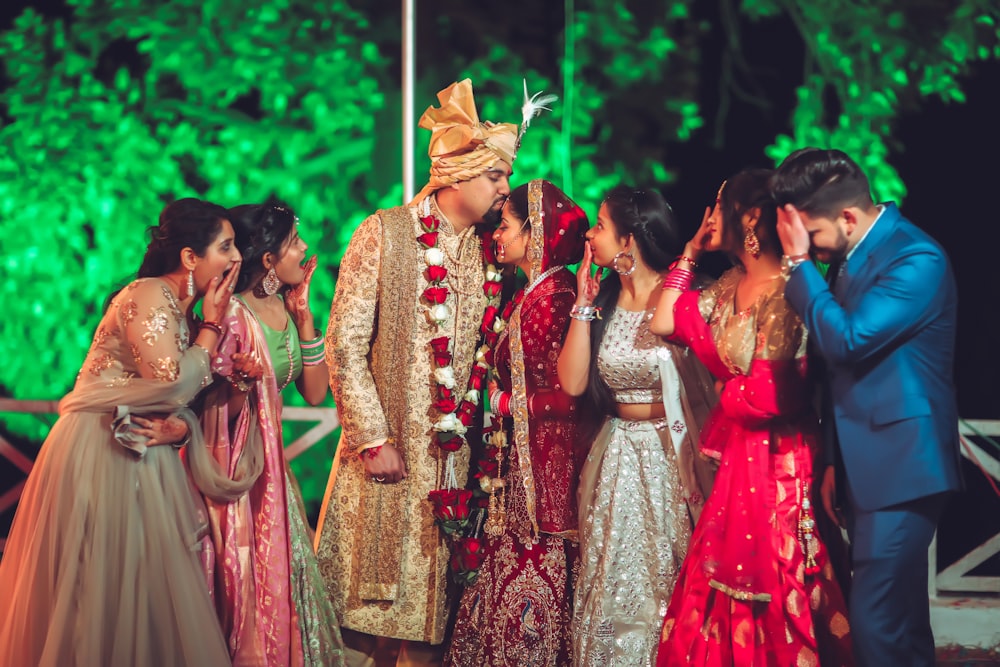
[650,169,854,666]
[444,180,589,666]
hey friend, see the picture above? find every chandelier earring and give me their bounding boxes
[612,250,636,276]
[255,267,281,297]
[184,269,195,299]
[744,225,761,259]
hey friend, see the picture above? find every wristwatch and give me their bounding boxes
[780,253,810,280]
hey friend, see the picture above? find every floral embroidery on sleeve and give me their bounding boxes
[149,357,181,382]
[142,307,171,346]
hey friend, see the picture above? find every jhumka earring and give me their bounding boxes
[744,226,761,259]
[256,267,280,297]
[184,269,195,299]
[612,250,636,276]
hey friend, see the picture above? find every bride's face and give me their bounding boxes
[493,210,530,267]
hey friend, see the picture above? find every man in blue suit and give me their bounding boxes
[772,148,962,667]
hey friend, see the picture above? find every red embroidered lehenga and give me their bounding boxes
[657,268,853,667]
[445,180,588,666]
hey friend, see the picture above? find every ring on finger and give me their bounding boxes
[373,475,386,483]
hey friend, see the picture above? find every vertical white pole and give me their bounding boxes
[402,0,416,204]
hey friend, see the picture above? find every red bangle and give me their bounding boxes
[499,392,512,417]
[662,268,694,292]
[200,321,224,337]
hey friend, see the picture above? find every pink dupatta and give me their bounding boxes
[199,299,305,666]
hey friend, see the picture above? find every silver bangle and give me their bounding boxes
[569,304,600,321]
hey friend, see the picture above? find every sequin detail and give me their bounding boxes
[596,309,663,404]
[149,357,180,382]
[141,307,170,346]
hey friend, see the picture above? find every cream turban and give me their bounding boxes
[411,79,518,205]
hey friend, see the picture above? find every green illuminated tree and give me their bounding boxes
[756,0,1000,199]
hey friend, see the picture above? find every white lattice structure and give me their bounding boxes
[930,420,1000,650]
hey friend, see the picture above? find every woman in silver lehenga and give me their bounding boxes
[557,187,717,666]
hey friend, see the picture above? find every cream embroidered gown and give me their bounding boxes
[0,278,232,666]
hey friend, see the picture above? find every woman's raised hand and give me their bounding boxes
[575,242,601,306]
[203,260,241,324]
[687,206,714,256]
[285,255,318,325]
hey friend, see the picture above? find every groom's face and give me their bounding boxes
[798,210,850,264]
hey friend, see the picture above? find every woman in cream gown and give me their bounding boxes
[0,198,242,666]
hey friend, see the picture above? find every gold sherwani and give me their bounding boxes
[315,199,486,644]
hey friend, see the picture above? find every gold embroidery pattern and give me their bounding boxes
[149,357,180,382]
[141,307,170,346]
[120,300,139,325]
[109,372,134,388]
[88,353,116,376]
[447,532,573,666]
[93,325,112,348]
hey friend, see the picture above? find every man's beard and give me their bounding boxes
[482,204,503,226]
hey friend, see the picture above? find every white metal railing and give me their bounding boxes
[930,420,1000,596]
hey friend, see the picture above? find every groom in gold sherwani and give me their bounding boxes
[315,79,517,666]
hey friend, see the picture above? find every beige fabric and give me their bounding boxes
[0,278,231,666]
[316,199,487,643]
[410,79,517,205]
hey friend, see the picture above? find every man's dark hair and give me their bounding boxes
[770,148,875,219]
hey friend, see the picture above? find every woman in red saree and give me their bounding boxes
[650,169,853,666]
[445,180,588,666]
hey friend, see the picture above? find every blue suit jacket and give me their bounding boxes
[784,203,962,512]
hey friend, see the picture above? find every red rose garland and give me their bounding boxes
[421,204,503,558]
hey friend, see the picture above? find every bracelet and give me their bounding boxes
[662,268,694,292]
[171,432,192,450]
[490,391,512,417]
[677,255,699,268]
[489,388,504,412]
[780,253,811,280]
[300,332,326,366]
[569,304,601,321]
[228,372,253,393]
[200,321,224,337]
[498,392,512,417]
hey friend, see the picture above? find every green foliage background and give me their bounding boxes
[2,0,998,513]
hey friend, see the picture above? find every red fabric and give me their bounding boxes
[448,270,580,664]
[658,292,853,667]
[492,270,580,534]
[536,182,588,271]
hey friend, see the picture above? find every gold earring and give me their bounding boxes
[744,226,761,259]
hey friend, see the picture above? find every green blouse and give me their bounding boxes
[238,296,302,391]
